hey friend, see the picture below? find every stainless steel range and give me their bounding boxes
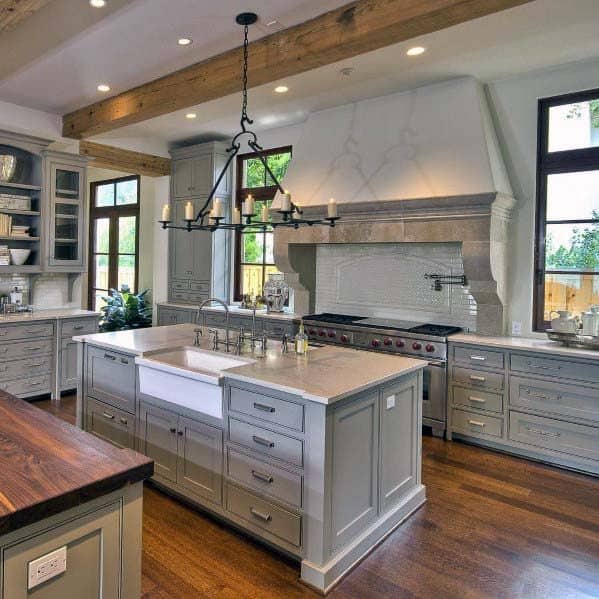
[303,313,461,438]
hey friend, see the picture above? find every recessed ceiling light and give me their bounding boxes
[97,84,110,92]
[274,85,289,94]
[406,46,426,56]
[185,112,198,119]
[89,0,106,7]
[178,37,192,46]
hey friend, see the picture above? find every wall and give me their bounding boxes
[487,57,599,337]
[316,243,476,330]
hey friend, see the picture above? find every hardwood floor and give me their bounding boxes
[35,395,599,598]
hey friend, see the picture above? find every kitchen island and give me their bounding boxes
[75,323,426,593]
[0,390,152,599]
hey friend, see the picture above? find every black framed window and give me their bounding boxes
[88,175,140,310]
[234,146,292,301]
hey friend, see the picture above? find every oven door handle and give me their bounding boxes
[426,360,446,368]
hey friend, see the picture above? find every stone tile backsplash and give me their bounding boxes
[315,243,477,331]
[0,273,81,309]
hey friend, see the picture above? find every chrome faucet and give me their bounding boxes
[197,298,234,352]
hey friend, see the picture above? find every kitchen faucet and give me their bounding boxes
[197,298,235,353]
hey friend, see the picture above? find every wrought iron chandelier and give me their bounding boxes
[159,12,339,233]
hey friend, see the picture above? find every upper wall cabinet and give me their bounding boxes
[43,151,89,272]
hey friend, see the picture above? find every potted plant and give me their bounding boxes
[99,285,153,332]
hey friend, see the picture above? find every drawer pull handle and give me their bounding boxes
[26,362,44,368]
[470,355,487,361]
[104,353,116,361]
[102,412,115,420]
[526,361,560,371]
[169,427,177,434]
[468,419,486,428]
[468,396,486,404]
[73,325,84,330]
[253,402,275,413]
[120,417,128,425]
[251,470,274,484]
[26,347,42,351]
[525,426,561,438]
[524,388,560,401]
[252,435,275,448]
[249,507,272,523]
[469,375,486,382]
[26,330,42,334]
[120,358,129,364]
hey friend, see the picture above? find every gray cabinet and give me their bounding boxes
[86,396,135,450]
[139,400,223,506]
[168,142,231,303]
[157,305,195,326]
[60,338,78,390]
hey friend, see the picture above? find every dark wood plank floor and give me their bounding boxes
[35,395,599,599]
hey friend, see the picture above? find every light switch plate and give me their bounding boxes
[28,546,67,590]
[511,321,522,336]
[386,394,396,410]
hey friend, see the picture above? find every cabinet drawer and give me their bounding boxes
[452,366,505,391]
[452,385,503,414]
[510,354,599,384]
[86,397,135,449]
[0,322,53,341]
[86,346,136,413]
[170,291,195,303]
[229,418,303,467]
[190,281,210,293]
[1,374,52,397]
[62,317,98,338]
[0,355,52,382]
[226,483,301,547]
[262,320,296,338]
[451,408,503,439]
[453,345,504,369]
[227,448,303,508]
[171,280,191,291]
[229,386,304,432]
[510,376,599,424]
[509,411,599,462]
[0,338,54,361]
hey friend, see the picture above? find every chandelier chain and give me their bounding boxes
[241,23,250,126]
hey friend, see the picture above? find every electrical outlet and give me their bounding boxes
[28,546,67,590]
[386,394,396,410]
[511,321,523,336]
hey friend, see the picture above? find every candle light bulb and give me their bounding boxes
[243,194,255,217]
[232,207,241,224]
[261,203,270,223]
[281,190,291,212]
[212,198,223,219]
[161,203,171,222]
[328,197,338,219]
[184,201,194,220]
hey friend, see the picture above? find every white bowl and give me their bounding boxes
[9,249,31,265]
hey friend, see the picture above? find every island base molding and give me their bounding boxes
[300,484,426,594]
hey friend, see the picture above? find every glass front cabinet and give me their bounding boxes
[43,152,88,272]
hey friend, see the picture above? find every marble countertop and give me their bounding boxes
[0,308,99,323]
[77,324,425,403]
[450,333,599,361]
[158,302,300,321]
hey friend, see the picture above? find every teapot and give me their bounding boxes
[550,310,580,334]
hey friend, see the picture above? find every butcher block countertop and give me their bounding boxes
[0,391,153,535]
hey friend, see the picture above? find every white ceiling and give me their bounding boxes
[0,0,349,114]
[88,0,599,146]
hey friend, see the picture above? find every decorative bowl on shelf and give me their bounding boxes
[9,248,30,265]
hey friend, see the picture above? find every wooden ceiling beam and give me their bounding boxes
[0,0,53,33]
[63,0,533,139]
[79,141,171,177]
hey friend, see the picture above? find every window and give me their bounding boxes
[234,147,292,300]
[88,176,140,310]
[535,90,599,330]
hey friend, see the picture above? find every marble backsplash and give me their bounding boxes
[0,273,82,309]
[315,243,477,331]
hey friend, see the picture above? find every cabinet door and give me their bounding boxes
[61,338,78,391]
[170,198,195,279]
[192,224,213,282]
[173,158,193,198]
[379,378,418,513]
[86,397,135,449]
[138,402,179,483]
[191,154,214,195]
[177,416,223,506]
[330,392,379,551]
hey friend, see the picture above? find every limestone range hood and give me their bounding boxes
[272,77,516,335]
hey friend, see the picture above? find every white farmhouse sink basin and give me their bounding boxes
[135,347,255,419]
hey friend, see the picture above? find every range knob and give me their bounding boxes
[327,331,336,338]
[371,339,381,348]
[425,344,435,353]
[318,329,326,337]
[396,339,405,348]
[308,328,316,335]
[383,338,393,346]
[412,342,422,350]
[340,334,349,343]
